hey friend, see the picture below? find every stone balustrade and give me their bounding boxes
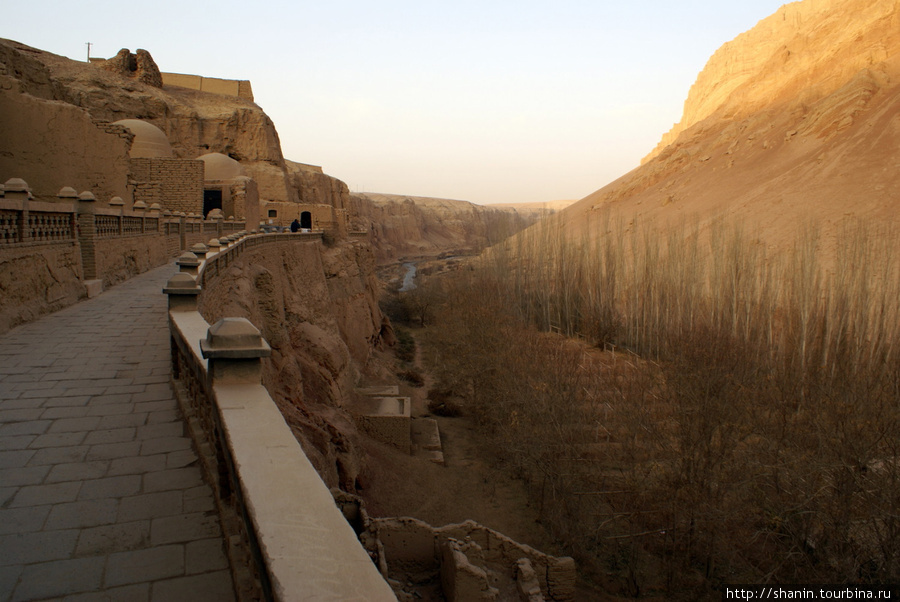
[0,178,247,251]
[164,232,395,601]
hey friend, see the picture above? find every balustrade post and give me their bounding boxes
[200,318,271,385]
[163,272,200,312]
[77,191,98,279]
[58,186,79,242]
[179,212,187,251]
[109,196,125,235]
[5,178,31,244]
[133,201,147,234]
[176,251,200,276]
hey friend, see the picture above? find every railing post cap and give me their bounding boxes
[58,186,79,199]
[200,317,272,359]
[176,251,201,268]
[78,191,96,201]
[218,237,230,246]
[4,178,31,193]
[108,196,125,206]
[163,272,200,295]
[133,200,148,210]
[149,202,161,212]
[190,243,209,255]
[207,238,222,249]
[163,209,173,217]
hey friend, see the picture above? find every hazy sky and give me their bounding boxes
[5,0,789,204]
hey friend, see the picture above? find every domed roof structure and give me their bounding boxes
[198,153,245,181]
[112,119,173,158]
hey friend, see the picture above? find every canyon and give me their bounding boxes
[3,0,900,596]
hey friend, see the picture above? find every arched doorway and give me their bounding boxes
[300,211,312,229]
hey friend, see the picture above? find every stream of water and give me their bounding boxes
[399,262,417,292]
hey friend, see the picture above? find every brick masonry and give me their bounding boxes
[130,158,204,215]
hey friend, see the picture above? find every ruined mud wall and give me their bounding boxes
[198,238,386,490]
[161,72,253,101]
[0,242,84,334]
[0,83,131,199]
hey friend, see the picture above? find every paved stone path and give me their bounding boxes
[0,264,235,602]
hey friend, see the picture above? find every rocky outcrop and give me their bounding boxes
[286,161,350,208]
[198,238,386,491]
[0,38,295,205]
[351,192,535,264]
[99,48,163,88]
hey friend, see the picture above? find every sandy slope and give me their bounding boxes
[560,0,900,258]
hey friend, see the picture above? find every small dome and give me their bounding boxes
[113,119,173,158]
[198,153,245,181]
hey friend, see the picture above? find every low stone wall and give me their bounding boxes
[351,396,412,454]
[166,232,396,601]
[0,240,84,333]
[93,233,169,288]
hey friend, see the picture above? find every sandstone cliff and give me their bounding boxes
[351,192,535,264]
[564,0,900,254]
[0,39,348,210]
[199,238,387,491]
[646,0,900,163]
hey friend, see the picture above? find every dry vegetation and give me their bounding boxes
[410,212,900,598]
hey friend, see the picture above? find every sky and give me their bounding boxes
[4,0,790,205]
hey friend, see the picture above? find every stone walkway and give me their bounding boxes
[0,264,235,602]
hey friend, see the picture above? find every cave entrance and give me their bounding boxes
[300,211,312,229]
[203,189,223,217]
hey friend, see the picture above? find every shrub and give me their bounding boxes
[394,328,416,364]
[398,368,424,387]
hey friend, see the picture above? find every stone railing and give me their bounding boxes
[1,177,249,287]
[164,233,395,602]
[0,179,78,245]
[197,231,322,288]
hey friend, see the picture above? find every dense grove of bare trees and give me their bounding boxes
[413,211,900,597]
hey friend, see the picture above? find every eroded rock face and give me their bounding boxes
[645,0,900,163]
[198,238,386,490]
[351,192,535,264]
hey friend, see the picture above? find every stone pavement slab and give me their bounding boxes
[0,265,235,601]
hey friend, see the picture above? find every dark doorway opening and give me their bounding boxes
[203,190,223,217]
[300,211,312,229]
